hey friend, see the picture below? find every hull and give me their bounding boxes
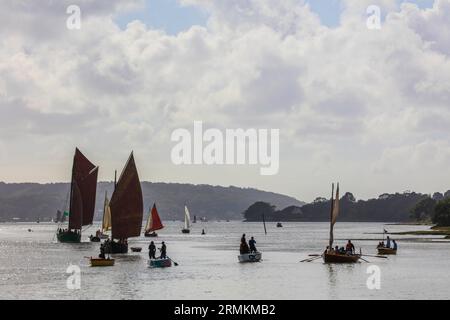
[323,252,360,263]
[378,248,397,255]
[57,231,81,243]
[104,241,128,254]
[90,258,115,267]
[276,223,283,228]
[89,236,101,242]
[238,252,262,263]
[144,232,158,238]
[181,229,190,234]
[131,247,142,252]
[148,258,172,268]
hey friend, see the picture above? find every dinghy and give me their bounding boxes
[144,204,164,237]
[238,252,262,263]
[181,205,191,234]
[377,247,397,255]
[148,258,172,268]
[323,183,360,264]
[276,222,283,228]
[131,247,142,253]
[90,257,115,267]
[57,148,98,243]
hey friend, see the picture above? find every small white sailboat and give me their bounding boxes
[182,205,191,234]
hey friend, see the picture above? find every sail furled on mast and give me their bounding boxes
[328,183,339,250]
[146,203,164,232]
[102,191,112,232]
[184,206,191,230]
[68,148,98,229]
[110,152,143,239]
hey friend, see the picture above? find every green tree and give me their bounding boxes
[433,198,450,227]
[243,202,275,221]
[410,197,436,222]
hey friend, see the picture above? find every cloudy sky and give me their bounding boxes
[0,0,449,202]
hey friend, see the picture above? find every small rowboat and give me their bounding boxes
[276,222,283,228]
[144,231,158,237]
[238,252,262,263]
[89,235,101,242]
[131,247,142,253]
[148,258,172,268]
[377,247,397,255]
[323,252,360,263]
[90,258,115,267]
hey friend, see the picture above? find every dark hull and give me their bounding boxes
[323,252,360,263]
[144,232,158,237]
[104,241,128,254]
[57,231,81,243]
[378,248,397,255]
[182,229,190,234]
[89,236,101,242]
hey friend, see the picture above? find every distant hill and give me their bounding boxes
[0,182,304,222]
[243,191,440,222]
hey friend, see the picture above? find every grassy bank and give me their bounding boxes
[391,226,450,238]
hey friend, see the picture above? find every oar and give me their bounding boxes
[359,256,370,263]
[308,254,321,257]
[300,255,322,263]
[361,254,388,259]
[168,256,179,266]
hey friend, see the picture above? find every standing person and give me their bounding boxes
[159,242,167,259]
[249,237,257,253]
[148,241,156,259]
[346,240,355,255]
[392,240,398,251]
[386,236,391,248]
[240,234,250,254]
[99,243,105,259]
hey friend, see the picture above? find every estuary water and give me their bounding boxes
[0,221,448,300]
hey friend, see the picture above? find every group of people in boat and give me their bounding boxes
[57,228,79,235]
[326,240,356,255]
[148,241,167,260]
[377,236,398,250]
[240,234,258,254]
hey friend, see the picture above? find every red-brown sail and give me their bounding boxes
[146,203,164,232]
[110,152,143,239]
[68,148,98,230]
[79,167,99,226]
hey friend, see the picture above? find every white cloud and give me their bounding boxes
[0,0,449,201]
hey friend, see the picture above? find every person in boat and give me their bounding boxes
[334,245,339,253]
[249,237,257,253]
[392,240,397,250]
[346,240,355,255]
[159,242,167,259]
[240,234,250,254]
[202,229,206,235]
[386,236,391,248]
[148,241,156,259]
[99,243,106,259]
[377,241,384,248]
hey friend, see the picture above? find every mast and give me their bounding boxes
[262,214,267,235]
[328,183,335,252]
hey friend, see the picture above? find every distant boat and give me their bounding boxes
[377,247,397,255]
[144,203,164,237]
[193,215,197,223]
[276,222,283,228]
[105,152,143,254]
[57,148,98,243]
[323,183,361,263]
[182,206,191,234]
[148,258,172,268]
[90,257,115,267]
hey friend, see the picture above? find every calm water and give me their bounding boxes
[0,221,449,300]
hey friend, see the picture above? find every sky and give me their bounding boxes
[0,0,449,202]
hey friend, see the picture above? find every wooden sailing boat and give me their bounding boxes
[144,203,164,237]
[105,152,143,254]
[182,205,191,233]
[323,183,361,263]
[57,148,98,243]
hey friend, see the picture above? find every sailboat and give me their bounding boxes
[89,191,111,242]
[181,205,191,233]
[323,183,360,263]
[57,148,98,243]
[144,203,164,237]
[104,152,143,254]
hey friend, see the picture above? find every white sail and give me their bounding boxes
[102,192,112,232]
[184,206,191,230]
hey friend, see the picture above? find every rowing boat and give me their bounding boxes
[90,258,115,267]
[377,247,397,255]
[323,252,360,263]
[148,258,172,268]
[238,252,262,263]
